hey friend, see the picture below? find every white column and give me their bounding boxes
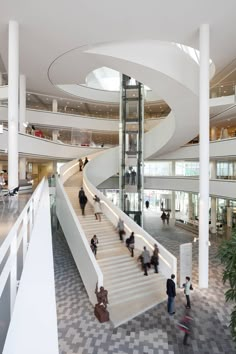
[8,21,19,191]
[210,126,217,141]
[171,161,176,219]
[188,193,193,220]
[52,129,59,141]
[52,99,58,112]
[211,197,217,233]
[53,160,57,174]
[19,74,26,133]
[199,24,210,288]
[19,157,26,180]
[227,202,232,227]
[210,160,216,179]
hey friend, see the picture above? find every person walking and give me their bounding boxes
[183,276,191,309]
[126,232,135,257]
[152,244,159,273]
[83,157,89,167]
[145,200,150,209]
[91,235,99,257]
[166,274,176,315]
[166,212,170,225]
[117,218,125,241]
[78,158,83,171]
[142,246,151,276]
[93,195,102,221]
[161,211,167,225]
[178,313,193,345]
[78,188,88,216]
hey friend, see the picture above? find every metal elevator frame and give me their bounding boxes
[119,74,144,226]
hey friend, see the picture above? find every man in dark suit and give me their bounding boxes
[166,274,176,315]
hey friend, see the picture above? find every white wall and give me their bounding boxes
[0,128,103,160]
[56,176,103,304]
[156,137,236,160]
[144,176,236,199]
[0,106,119,132]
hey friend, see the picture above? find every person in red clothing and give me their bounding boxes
[177,313,193,345]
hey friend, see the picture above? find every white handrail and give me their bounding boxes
[56,173,103,305]
[2,180,59,354]
[62,157,177,279]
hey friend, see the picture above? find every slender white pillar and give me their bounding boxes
[8,21,19,190]
[19,157,26,180]
[210,126,217,141]
[188,193,193,220]
[19,74,26,133]
[52,99,58,112]
[171,161,176,220]
[53,160,57,174]
[52,129,59,141]
[199,24,210,288]
[227,207,232,227]
[211,197,216,233]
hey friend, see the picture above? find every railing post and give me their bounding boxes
[22,213,28,263]
[10,234,17,316]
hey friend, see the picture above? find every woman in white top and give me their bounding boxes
[184,276,191,309]
[93,195,102,221]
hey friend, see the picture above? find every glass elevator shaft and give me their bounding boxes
[119,75,144,226]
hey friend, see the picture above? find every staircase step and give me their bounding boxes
[65,172,167,328]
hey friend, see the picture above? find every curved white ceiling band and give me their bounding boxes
[50,40,209,155]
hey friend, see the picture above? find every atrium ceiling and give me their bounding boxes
[0,0,236,100]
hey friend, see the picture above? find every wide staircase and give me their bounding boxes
[64,172,167,327]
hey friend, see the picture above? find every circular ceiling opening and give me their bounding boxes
[84,66,151,92]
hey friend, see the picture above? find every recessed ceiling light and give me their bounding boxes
[27,93,31,96]
[77,105,80,108]
[221,85,224,88]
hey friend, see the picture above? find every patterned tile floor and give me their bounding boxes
[53,209,236,354]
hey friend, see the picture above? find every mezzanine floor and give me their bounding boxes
[53,209,235,354]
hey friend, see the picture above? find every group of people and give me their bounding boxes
[78,187,103,221]
[166,274,193,345]
[161,211,170,225]
[125,169,137,185]
[78,157,89,171]
[138,244,159,275]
